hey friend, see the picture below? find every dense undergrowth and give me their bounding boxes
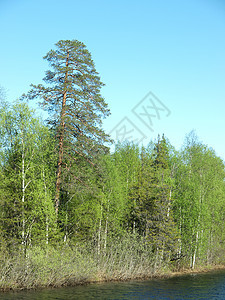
[0,234,158,291]
[1,233,224,291]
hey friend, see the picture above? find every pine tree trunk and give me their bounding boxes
[55,51,69,215]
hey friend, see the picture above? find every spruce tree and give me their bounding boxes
[149,135,178,266]
[23,40,111,215]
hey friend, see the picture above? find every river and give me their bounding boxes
[1,269,225,299]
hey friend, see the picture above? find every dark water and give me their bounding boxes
[1,270,225,299]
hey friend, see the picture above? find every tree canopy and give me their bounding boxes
[0,40,225,277]
[23,40,111,214]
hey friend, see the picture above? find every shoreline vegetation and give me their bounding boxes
[0,240,225,292]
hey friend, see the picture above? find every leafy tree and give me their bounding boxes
[113,143,141,232]
[95,154,127,252]
[173,132,225,268]
[23,40,111,215]
[0,102,56,251]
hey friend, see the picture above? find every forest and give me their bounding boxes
[0,40,225,290]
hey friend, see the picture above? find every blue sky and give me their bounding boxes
[1,0,225,159]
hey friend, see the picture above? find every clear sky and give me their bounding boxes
[1,0,225,159]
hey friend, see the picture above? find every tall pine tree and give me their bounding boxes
[23,40,111,215]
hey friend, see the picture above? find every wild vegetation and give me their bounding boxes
[0,39,225,290]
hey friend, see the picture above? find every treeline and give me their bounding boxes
[0,100,225,271]
[0,39,225,289]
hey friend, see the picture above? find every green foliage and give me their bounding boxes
[113,143,141,231]
[0,101,57,250]
[22,39,111,215]
[173,132,225,268]
[0,42,225,289]
[1,95,225,288]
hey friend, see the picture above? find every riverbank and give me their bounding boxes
[3,267,225,300]
[93,264,225,283]
[1,266,225,292]
[165,264,225,278]
[1,251,225,293]
[1,239,225,292]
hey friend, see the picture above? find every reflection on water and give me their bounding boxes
[1,270,225,299]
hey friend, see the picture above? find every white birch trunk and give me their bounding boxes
[104,194,110,250]
[192,230,199,269]
[42,167,49,245]
[97,200,103,255]
[21,134,26,251]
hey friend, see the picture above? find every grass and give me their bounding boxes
[0,233,224,291]
[0,234,155,291]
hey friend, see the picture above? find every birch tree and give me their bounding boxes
[0,102,56,251]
